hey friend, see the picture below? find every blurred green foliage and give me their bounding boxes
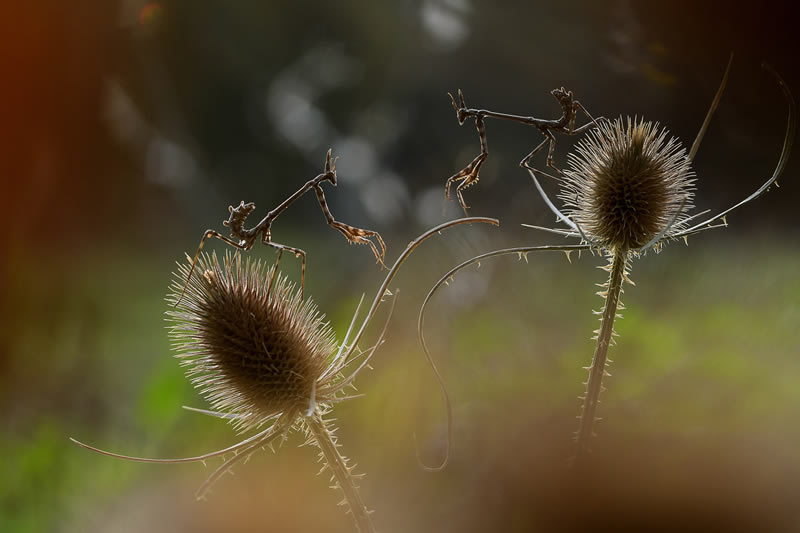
[2,1,798,531]
[3,239,799,531]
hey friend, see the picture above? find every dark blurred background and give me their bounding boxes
[1,1,799,532]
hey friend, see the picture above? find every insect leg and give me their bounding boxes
[313,185,386,266]
[568,104,577,133]
[543,129,563,175]
[519,137,550,171]
[176,230,248,307]
[447,115,488,215]
[262,235,306,299]
[520,130,563,180]
[573,102,605,133]
[250,151,337,234]
[444,156,480,204]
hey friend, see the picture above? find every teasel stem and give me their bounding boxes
[306,412,375,533]
[575,251,628,466]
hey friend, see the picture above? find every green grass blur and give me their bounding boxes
[3,2,798,530]
[2,236,799,532]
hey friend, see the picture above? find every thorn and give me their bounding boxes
[721,215,728,226]
[564,250,572,263]
[683,235,689,246]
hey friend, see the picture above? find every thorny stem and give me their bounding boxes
[306,413,375,533]
[416,243,590,470]
[575,251,627,465]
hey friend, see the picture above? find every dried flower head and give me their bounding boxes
[560,117,695,252]
[422,59,793,471]
[72,217,496,532]
[167,252,339,432]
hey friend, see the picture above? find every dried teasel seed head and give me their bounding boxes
[561,117,695,252]
[167,251,337,432]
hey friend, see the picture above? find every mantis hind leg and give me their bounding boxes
[176,230,248,307]
[263,238,306,299]
[520,131,564,180]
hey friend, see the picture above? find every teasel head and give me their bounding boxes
[560,117,695,254]
[167,251,342,433]
[71,217,498,532]
[164,250,391,530]
[421,59,793,472]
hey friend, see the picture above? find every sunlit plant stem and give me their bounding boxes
[575,252,627,463]
[306,413,375,533]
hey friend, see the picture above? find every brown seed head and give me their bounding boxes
[167,252,337,432]
[561,117,695,252]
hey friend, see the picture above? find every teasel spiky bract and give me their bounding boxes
[71,216,498,533]
[560,117,695,251]
[419,57,795,468]
[169,252,340,433]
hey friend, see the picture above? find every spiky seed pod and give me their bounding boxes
[167,252,337,432]
[561,117,695,252]
[72,218,499,533]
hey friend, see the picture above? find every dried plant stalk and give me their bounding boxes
[421,57,794,469]
[306,413,374,532]
[575,252,627,462]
